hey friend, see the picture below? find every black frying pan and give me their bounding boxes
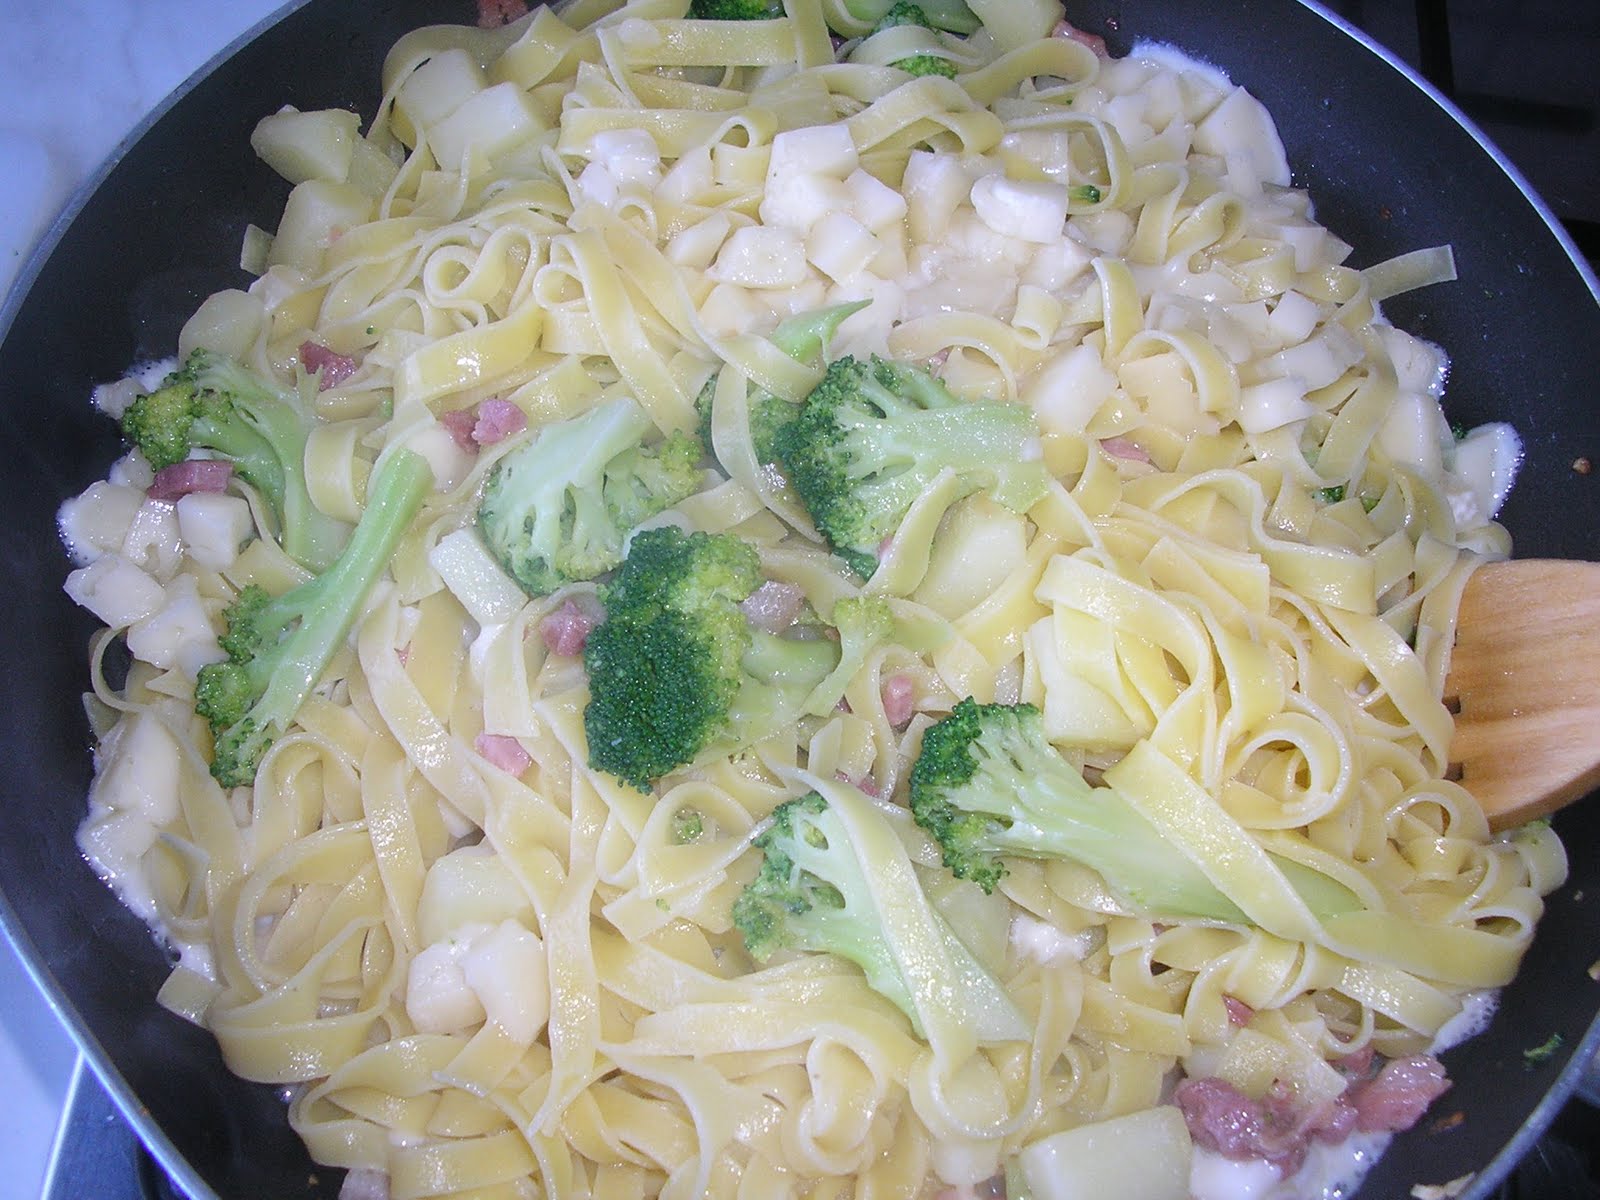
[2,2,1597,1197]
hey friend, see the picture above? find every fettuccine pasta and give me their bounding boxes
[57,3,1562,1198]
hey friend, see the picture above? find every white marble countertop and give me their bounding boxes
[0,1,287,1193]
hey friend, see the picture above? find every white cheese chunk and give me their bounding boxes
[175,492,254,570]
[757,171,852,232]
[707,226,809,288]
[806,211,880,282]
[902,149,973,243]
[1026,344,1117,435]
[665,212,733,269]
[125,575,226,675]
[1193,86,1291,188]
[969,174,1070,244]
[845,167,908,231]
[58,481,146,566]
[64,553,166,628]
[765,124,858,183]
[122,497,184,582]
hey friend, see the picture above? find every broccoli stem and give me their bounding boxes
[963,717,1255,920]
[249,449,433,726]
[911,700,1361,923]
[203,449,433,785]
[769,300,871,364]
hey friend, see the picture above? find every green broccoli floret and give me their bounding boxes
[870,1,957,78]
[120,349,349,571]
[773,356,1049,577]
[839,0,978,34]
[671,806,706,843]
[477,396,702,597]
[696,301,870,466]
[194,448,434,787]
[689,0,784,17]
[909,699,1362,922]
[582,527,838,790]
[695,380,798,467]
[733,790,1029,1040]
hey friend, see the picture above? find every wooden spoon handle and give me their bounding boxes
[1446,559,1600,831]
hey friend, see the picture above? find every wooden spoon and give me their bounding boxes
[1444,559,1600,831]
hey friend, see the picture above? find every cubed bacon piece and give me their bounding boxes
[300,340,359,389]
[1100,436,1153,464]
[740,580,806,633]
[1177,1076,1272,1159]
[1347,1055,1451,1133]
[147,459,233,501]
[1335,1044,1376,1078]
[477,0,529,27]
[1224,996,1255,1026]
[1308,1096,1359,1145]
[1052,19,1109,58]
[540,598,597,657]
[472,398,527,447]
[440,408,479,454]
[835,769,882,798]
[475,733,532,775]
[882,673,915,727]
[1175,1076,1306,1174]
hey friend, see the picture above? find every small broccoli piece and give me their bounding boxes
[870,1,957,78]
[909,699,1362,922]
[689,0,784,17]
[696,301,869,466]
[770,300,871,365]
[1070,183,1102,204]
[839,0,978,34]
[773,355,1049,577]
[120,348,348,571]
[671,807,705,843]
[478,396,701,597]
[1313,484,1346,504]
[195,449,434,787]
[801,594,895,715]
[582,527,839,791]
[695,380,798,467]
[733,790,1029,1040]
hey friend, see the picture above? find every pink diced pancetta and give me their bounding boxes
[540,598,596,657]
[1224,996,1255,1026]
[1100,436,1153,464]
[147,459,233,501]
[300,341,359,389]
[1347,1055,1451,1133]
[740,580,806,633]
[472,398,527,446]
[477,0,528,27]
[440,408,479,454]
[1052,19,1110,58]
[475,733,532,775]
[835,769,883,798]
[1336,1044,1376,1078]
[881,673,915,727]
